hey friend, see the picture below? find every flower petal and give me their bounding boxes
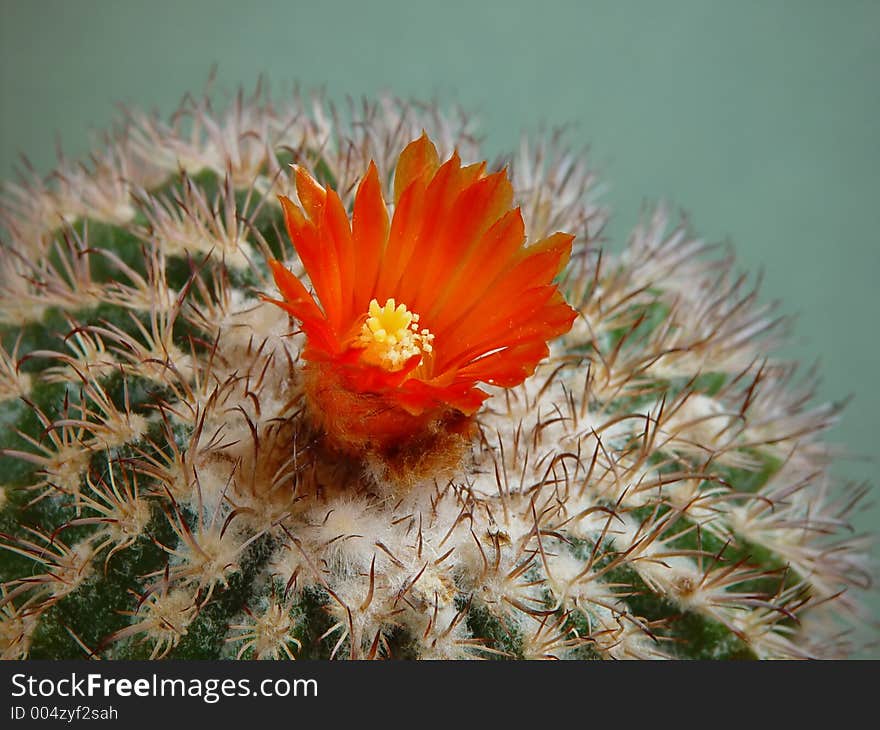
[265,259,336,352]
[393,132,440,205]
[294,165,326,222]
[455,340,552,387]
[351,162,390,313]
[394,155,480,307]
[425,208,526,331]
[409,170,514,316]
[278,195,334,321]
[397,378,490,416]
[432,232,575,366]
[322,188,356,328]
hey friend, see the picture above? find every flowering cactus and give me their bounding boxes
[0,85,871,660]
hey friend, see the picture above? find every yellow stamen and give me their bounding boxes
[356,298,434,371]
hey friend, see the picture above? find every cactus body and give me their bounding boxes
[0,86,871,660]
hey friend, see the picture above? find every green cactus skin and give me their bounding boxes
[0,85,872,660]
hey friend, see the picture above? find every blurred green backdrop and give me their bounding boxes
[1,0,878,624]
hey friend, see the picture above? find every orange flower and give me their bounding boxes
[266,134,577,451]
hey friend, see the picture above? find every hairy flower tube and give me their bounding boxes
[266,134,577,453]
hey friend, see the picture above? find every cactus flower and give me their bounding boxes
[266,134,576,452]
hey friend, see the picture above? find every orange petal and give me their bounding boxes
[294,165,326,222]
[393,132,440,205]
[408,170,513,315]
[337,352,422,393]
[427,208,526,332]
[278,195,321,286]
[394,153,467,306]
[447,294,577,373]
[269,258,319,314]
[454,340,551,387]
[393,378,488,416]
[522,231,574,276]
[351,162,390,313]
[437,286,557,369]
[433,232,573,356]
[279,195,343,329]
[322,188,356,327]
[265,261,337,353]
[374,173,428,300]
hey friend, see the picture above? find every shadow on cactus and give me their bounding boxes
[0,84,873,660]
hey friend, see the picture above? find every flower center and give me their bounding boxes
[356,298,434,372]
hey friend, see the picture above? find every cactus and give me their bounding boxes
[0,84,872,661]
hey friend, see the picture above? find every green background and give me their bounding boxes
[1,0,878,626]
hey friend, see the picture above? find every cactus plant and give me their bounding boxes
[0,84,872,660]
